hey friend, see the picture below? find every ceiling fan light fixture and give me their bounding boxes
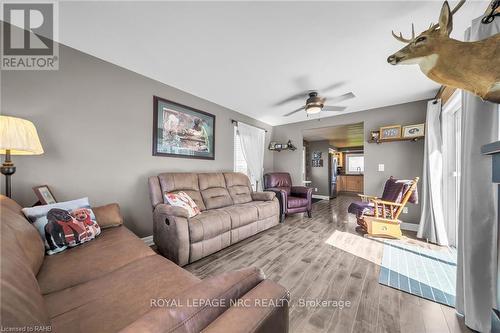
[306,105,322,115]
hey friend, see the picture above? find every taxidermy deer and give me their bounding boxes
[387,0,500,103]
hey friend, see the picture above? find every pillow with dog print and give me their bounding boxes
[164,191,200,218]
[22,197,101,255]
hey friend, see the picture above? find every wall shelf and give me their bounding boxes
[368,136,424,144]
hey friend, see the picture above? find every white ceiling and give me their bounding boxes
[56,1,487,126]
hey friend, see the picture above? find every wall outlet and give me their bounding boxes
[403,207,408,214]
[378,164,385,172]
[314,187,318,192]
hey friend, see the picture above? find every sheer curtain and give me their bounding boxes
[456,16,499,333]
[237,122,266,191]
[418,99,449,246]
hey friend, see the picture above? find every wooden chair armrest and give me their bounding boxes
[371,199,403,207]
[358,194,378,202]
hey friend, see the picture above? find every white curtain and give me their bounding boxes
[237,122,266,191]
[418,99,449,246]
[456,16,499,333]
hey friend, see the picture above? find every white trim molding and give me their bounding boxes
[400,222,419,232]
[141,235,154,247]
[312,194,330,200]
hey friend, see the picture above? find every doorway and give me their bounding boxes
[302,122,364,200]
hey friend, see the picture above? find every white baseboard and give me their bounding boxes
[312,194,330,200]
[141,235,154,247]
[400,222,419,232]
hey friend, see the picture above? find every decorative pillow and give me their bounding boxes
[164,191,200,218]
[22,197,101,255]
[92,203,123,229]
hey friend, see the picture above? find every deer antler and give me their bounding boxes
[392,23,415,43]
[428,0,466,32]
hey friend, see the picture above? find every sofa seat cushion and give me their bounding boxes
[188,210,231,242]
[44,255,200,333]
[221,204,258,228]
[37,226,155,294]
[248,200,279,219]
[287,196,308,209]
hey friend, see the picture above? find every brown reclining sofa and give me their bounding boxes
[0,194,289,332]
[148,172,280,266]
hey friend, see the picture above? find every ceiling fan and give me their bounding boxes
[277,82,355,117]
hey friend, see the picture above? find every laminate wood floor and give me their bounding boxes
[185,195,471,333]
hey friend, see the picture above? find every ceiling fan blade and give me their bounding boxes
[325,92,355,104]
[274,91,309,106]
[322,106,347,112]
[283,106,305,117]
[321,81,346,93]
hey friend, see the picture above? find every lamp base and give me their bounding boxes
[1,150,16,198]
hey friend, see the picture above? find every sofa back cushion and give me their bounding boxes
[0,195,51,327]
[199,173,233,209]
[158,173,206,211]
[1,196,45,274]
[264,173,292,195]
[224,172,253,204]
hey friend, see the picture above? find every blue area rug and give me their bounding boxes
[379,240,457,307]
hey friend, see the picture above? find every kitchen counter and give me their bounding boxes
[337,175,364,193]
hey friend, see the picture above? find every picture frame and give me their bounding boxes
[313,151,322,159]
[33,185,57,205]
[312,159,324,167]
[370,130,380,142]
[403,123,425,138]
[153,96,215,160]
[379,125,402,140]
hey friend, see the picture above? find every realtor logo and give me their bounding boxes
[1,1,59,70]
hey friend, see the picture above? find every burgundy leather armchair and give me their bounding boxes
[263,172,313,222]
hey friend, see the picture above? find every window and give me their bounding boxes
[345,153,364,174]
[234,126,248,175]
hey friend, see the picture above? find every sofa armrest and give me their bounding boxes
[153,204,190,266]
[252,191,276,201]
[291,186,312,198]
[155,203,190,218]
[201,280,289,333]
[264,188,288,219]
[120,267,266,333]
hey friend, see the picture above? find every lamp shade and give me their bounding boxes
[0,116,44,155]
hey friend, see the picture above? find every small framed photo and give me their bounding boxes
[403,124,425,138]
[370,130,380,141]
[313,151,322,159]
[33,185,57,205]
[379,125,402,140]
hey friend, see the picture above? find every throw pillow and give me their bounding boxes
[92,203,123,229]
[164,191,200,218]
[22,197,101,255]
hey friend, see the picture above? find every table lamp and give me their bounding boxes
[0,116,44,198]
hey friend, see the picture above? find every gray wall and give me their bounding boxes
[308,140,331,197]
[272,101,427,224]
[1,44,274,237]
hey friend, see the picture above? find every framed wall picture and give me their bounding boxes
[370,130,380,141]
[33,185,57,205]
[379,125,402,140]
[403,123,425,138]
[153,96,215,159]
[312,159,323,167]
[313,151,322,159]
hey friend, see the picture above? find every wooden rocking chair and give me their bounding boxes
[348,177,419,239]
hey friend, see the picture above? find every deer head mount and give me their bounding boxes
[388,0,500,104]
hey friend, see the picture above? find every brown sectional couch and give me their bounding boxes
[0,195,289,333]
[149,172,280,266]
